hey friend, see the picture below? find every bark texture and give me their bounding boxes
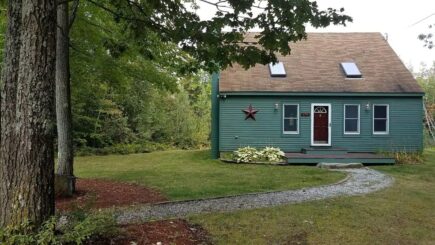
[0,0,57,227]
[55,0,75,196]
[0,0,22,167]
[0,0,23,227]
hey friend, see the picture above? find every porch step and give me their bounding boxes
[285,152,395,165]
[317,162,364,169]
[301,147,348,155]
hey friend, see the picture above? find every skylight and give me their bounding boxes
[269,62,286,77]
[341,62,362,78]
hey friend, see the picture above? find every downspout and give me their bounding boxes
[211,72,220,159]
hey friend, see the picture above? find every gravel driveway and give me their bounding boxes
[117,168,393,224]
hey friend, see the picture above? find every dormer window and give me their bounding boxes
[269,62,286,77]
[340,62,362,78]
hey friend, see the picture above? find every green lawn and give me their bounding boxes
[75,150,344,200]
[190,149,435,244]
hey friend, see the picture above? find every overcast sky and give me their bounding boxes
[195,0,435,72]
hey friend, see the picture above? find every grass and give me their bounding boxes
[190,149,435,244]
[75,150,344,201]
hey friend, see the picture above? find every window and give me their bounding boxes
[340,62,362,78]
[373,105,389,134]
[283,104,299,134]
[344,105,360,134]
[269,62,286,77]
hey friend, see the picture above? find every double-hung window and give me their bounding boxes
[373,104,389,134]
[344,105,360,134]
[283,104,299,134]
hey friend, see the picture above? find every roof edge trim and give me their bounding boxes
[218,92,425,97]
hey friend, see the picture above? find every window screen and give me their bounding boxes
[344,105,359,134]
[373,105,389,134]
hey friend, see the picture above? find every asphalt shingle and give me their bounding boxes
[219,33,423,94]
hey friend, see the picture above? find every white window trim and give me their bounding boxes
[283,104,299,134]
[310,103,332,146]
[372,104,389,135]
[344,104,360,135]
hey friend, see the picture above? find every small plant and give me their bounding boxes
[393,151,424,164]
[260,147,285,163]
[233,146,261,163]
[379,150,425,165]
[0,212,119,245]
[232,146,285,164]
[0,220,40,245]
[62,212,119,244]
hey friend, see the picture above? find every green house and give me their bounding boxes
[211,33,424,164]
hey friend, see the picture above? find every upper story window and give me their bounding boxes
[344,104,360,134]
[373,104,389,134]
[283,104,299,134]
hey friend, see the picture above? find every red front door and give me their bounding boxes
[313,106,329,143]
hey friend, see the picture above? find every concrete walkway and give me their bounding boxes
[116,168,393,224]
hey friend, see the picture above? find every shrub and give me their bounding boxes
[232,146,285,164]
[233,146,261,163]
[259,147,285,163]
[75,142,173,156]
[0,212,118,245]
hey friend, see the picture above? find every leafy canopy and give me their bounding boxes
[88,0,352,71]
[418,24,434,49]
[69,1,210,150]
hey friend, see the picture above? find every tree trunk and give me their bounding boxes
[0,1,21,161]
[0,0,57,228]
[0,0,23,226]
[55,0,75,196]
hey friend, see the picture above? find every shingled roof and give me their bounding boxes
[219,33,423,94]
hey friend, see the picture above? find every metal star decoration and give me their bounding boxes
[242,104,259,120]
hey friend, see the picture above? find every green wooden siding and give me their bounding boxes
[219,96,423,152]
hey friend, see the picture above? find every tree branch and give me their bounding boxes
[84,0,167,34]
[196,0,266,10]
[57,0,75,6]
[81,16,114,34]
[68,0,79,30]
[197,0,232,13]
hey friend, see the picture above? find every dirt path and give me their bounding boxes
[116,168,393,224]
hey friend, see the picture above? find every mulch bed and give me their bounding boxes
[56,178,168,211]
[100,219,212,245]
[56,179,212,244]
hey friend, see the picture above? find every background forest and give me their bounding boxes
[0,2,434,155]
[416,62,435,146]
[0,2,211,155]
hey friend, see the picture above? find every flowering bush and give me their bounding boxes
[233,146,261,163]
[232,146,285,163]
[260,147,285,163]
